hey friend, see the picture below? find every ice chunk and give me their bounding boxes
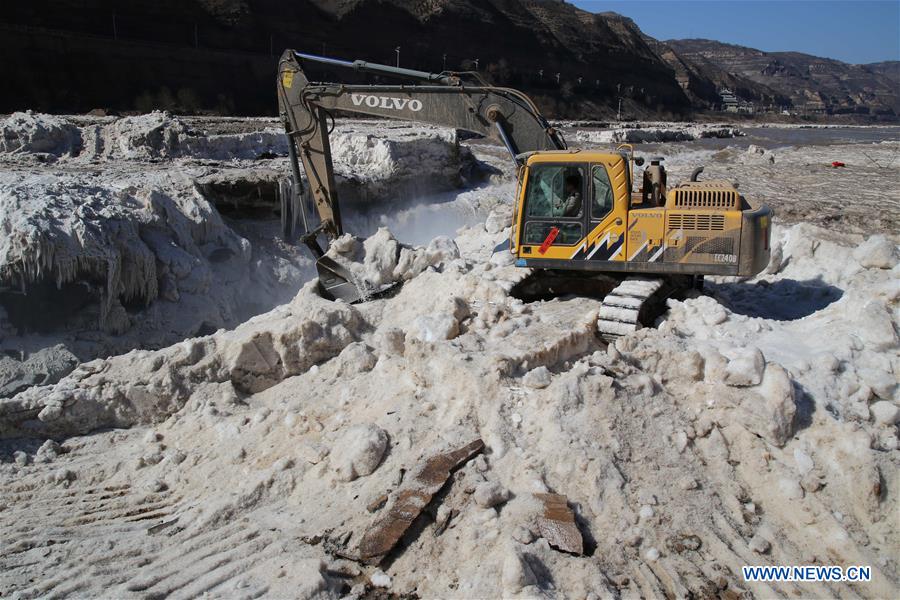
[473,481,510,508]
[331,423,389,482]
[853,235,898,270]
[724,348,766,387]
[871,401,900,425]
[523,366,552,389]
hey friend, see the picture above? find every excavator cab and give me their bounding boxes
[511,151,631,265]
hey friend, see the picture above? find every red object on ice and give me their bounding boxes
[538,226,560,254]
[831,161,845,168]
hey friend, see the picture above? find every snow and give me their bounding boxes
[0,119,898,599]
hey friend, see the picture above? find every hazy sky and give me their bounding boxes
[571,1,900,64]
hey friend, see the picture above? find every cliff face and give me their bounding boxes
[0,0,691,118]
[666,39,900,115]
[1,1,896,118]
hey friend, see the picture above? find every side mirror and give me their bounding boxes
[634,157,645,166]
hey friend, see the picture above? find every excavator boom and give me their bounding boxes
[276,49,564,300]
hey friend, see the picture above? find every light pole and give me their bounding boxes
[617,83,622,121]
[474,58,479,70]
[442,53,447,71]
[395,46,401,67]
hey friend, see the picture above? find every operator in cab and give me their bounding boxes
[555,174,582,217]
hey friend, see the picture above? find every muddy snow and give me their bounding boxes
[0,114,898,599]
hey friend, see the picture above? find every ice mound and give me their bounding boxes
[574,123,743,144]
[2,127,899,598]
[0,111,82,156]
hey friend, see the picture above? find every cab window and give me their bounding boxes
[523,222,582,246]
[592,165,614,220]
[525,165,585,219]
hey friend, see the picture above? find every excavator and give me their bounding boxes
[276,50,772,339]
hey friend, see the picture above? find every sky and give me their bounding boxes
[571,1,900,64]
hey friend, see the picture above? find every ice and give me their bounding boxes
[0,112,82,156]
[330,423,389,481]
[0,121,898,599]
[572,122,743,144]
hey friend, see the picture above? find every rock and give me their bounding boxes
[331,424,389,481]
[871,401,900,425]
[853,235,898,269]
[523,366,552,389]
[724,348,766,387]
[13,451,28,466]
[644,547,660,561]
[639,505,655,520]
[473,481,510,508]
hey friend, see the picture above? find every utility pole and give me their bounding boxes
[395,46,401,67]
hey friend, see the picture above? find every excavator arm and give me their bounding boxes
[276,50,565,280]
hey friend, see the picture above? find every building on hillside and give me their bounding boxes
[718,88,755,114]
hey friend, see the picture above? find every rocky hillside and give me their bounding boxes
[666,39,900,116]
[1,1,897,119]
[0,0,690,118]
[866,61,900,85]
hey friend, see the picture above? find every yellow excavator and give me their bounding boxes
[277,50,772,338]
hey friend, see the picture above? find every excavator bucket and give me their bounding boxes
[315,255,401,303]
[315,255,365,303]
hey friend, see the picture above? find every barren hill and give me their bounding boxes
[666,38,900,115]
[1,1,897,118]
